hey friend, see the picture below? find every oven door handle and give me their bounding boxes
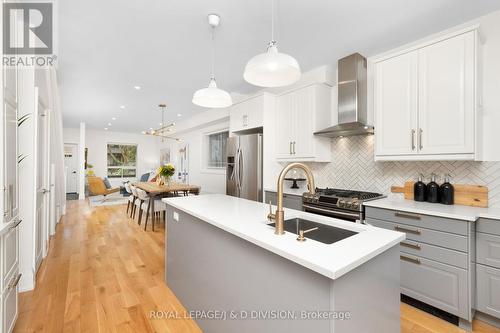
[302,204,361,219]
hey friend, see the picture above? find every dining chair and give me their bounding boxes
[142,198,166,231]
[125,182,133,214]
[129,185,139,218]
[135,188,150,226]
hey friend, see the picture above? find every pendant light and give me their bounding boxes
[243,0,301,87]
[192,14,233,108]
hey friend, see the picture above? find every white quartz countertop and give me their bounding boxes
[363,197,500,221]
[163,194,405,280]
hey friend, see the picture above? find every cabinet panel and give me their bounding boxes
[365,207,468,235]
[2,225,19,291]
[400,255,468,317]
[275,84,331,162]
[476,264,500,319]
[366,218,468,252]
[265,191,303,211]
[275,93,294,158]
[477,232,500,270]
[3,97,18,222]
[418,31,475,155]
[2,279,18,333]
[230,95,265,133]
[293,86,314,158]
[375,52,418,156]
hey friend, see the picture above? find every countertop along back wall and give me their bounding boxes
[63,127,160,186]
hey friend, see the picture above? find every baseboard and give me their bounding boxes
[475,311,500,329]
[18,268,35,292]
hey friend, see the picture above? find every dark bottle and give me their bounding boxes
[414,174,427,202]
[440,174,454,205]
[427,173,440,203]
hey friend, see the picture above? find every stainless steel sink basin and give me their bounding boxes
[267,218,358,244]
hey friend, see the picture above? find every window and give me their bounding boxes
[206,130,228,168]
[107,143,137,178]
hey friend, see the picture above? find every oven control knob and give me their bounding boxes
[352,202,359,210]
[339,200,345,208]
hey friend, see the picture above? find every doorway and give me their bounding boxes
[64,143,78,195]
[35,91,51,268]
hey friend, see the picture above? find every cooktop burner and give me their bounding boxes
[315,188,383,201]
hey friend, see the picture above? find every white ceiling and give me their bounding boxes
[58,0,500,132]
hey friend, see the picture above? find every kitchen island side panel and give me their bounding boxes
[166,206,400,333]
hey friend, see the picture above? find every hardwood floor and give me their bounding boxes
[13,199,500,333]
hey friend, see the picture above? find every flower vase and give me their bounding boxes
[165,176,172,187]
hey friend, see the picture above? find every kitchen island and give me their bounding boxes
[163,194,405,333]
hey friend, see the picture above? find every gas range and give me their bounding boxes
[302,188,385,222]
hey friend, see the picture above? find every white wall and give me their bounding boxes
[63,127,160,186]
[158,111,229,194]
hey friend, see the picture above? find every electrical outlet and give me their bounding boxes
[173,211,179,222]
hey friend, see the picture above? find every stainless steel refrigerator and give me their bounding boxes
[226,134,263,202]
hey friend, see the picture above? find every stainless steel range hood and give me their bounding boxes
[314,53,374,138]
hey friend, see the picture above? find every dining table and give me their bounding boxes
[133,181,201,230]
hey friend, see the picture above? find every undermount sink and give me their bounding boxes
[267,218,358,244]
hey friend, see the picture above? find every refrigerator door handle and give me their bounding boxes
[238,148,243,194]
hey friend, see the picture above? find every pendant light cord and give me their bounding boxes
[211,25,215,80]
[271,0,275,42]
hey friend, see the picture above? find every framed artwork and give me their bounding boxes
[160,148,170,166]
[177,143,189,183]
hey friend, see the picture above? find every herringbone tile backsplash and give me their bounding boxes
[305,136,500,208]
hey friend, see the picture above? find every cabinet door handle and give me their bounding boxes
[394,225,421,235]
[411,129,416,151]
[9,273,22,290]
[400,241,421,250]
[292,142,296,155]
[10,219,22,229]
[400,255,421,265]
[289,142,293,155]
[419,128,423,150]
[395,211,421,220]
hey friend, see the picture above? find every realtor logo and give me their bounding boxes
[3,2,53,55]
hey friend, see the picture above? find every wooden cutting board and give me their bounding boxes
[391,181,488,208]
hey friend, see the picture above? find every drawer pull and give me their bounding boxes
[400,255,421,265]
[395,211,421,220]
[394,225,421,235]
[9,273,22,290]
[10,219,22,229]
[400,242,421,250]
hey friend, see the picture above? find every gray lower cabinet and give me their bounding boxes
[476,231,500,269]
[265,191,303,211]
[365,206,473,324]
[476,263,500,318]
[400,253,468,317]
[475,218,500,321]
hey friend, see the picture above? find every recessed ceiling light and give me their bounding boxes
[104,127,108,131]
[120,105,125,109]
[177,113,182,117]
[141,131,146,134]
[108,123,112,126]
[158,122,163,126]
[112,117,117,121]
[149,127,153,130]
[134,86,141,90]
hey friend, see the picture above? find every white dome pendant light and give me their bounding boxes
[192,14,233,108]
[244,0,301,87]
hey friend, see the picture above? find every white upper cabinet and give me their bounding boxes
[417,32,475,155]
[275,84,331,162]
[373,28,479,161]
[229,93,269,133]
[375,52,418,156]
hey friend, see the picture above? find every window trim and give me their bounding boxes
[106,142,138,179]
[201,128,229,174]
